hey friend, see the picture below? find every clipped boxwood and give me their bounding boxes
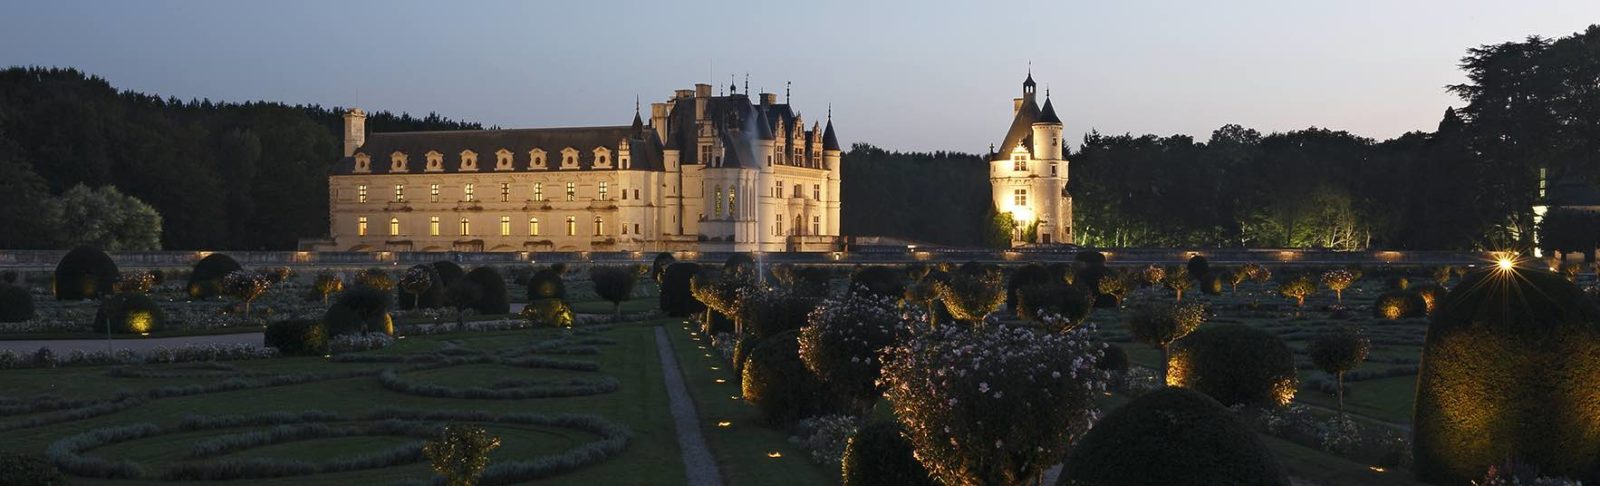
[1059,387,1290,486]
[740,330,838,427]
[186,253,241,299]
[396,264,446,310]
[651,252,676,283]
[1168,324,1298,408]
[324,286,393,336]
[842,420,936,486]
[1187,255,1210,282]
[659,262,704,317]
[264,319,328,356]
[430,261,465,288]
[462,267,510,315]
[738,290,822,342]
[0,284,34,323]
[526,267,566,301]
[523,298,574,328]
[54,246,119,301]
[1413,267,1600,484]
[1005,264,1052,312]
[94,293,165,334]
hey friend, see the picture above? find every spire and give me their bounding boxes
[785,81,791,104]
[756,108,774,140]
[743,73,749,96]
[822,107,840,151]
[729,75,736,95]
[1022,63,1037,98]
[1038,97,1061,124]
[631,95,644,134]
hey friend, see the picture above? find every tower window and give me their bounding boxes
[459,217,471,236]
[1051,164,1058,176]
[534,182,543,201]
[394,184,405,202]
[813,184,820,200]
[1013,158,1027,172]
[566,182,576,201]
[566,216,576,236]
[1014,189,1028,207]
[430,183,440,202]
[464,183,475,201]
[430,217,440,236]
[357,184,367,203]
[357,217,368,236]
[529,217,539,236]
[499,216,511,236]
[500,182,510,202]
[389,218,400,236]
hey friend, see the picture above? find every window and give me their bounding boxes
[621,186,628,200]
[529,218,540,236]
[728,187,737,217]
[775,181,783,198]
[813,184,821,200]
[464,183,475,201]
[565,182,575,201]
[500,182,510,202]
[1050,163,1058,176]
[357,184,367,203]
[430,217,440,236]
[633,189,639,200]
[389,218,400,236]
[1013,157,1027,172]
[499,216,511,236]
[534,182,544,201]
[357,217,368,236]
[813,216,820,235]
[594,216,604,236]
[714,186,723,217]
[777,215,784,236]
[1014,189,1028,207]
[394,184,405,202]
[459,218,471,236]
[430,184,440,202]
[634,223,640,234]
[793,184,802,198]
[622,223,628,235]
[566,216,576,236]
[598,182,608,200]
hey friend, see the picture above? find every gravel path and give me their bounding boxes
[655,326,723,486]
[0,331,262,354]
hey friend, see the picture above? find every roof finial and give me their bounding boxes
[827,104,832,121]
[1028,60,1032,76]
[729,74,735,94]
[744,73,749,96]
[786,81,791,104]
[634,95,640,114]
[1046,84,1050,98]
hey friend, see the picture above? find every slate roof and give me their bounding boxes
[333,126,663,175]
[995,97,1040,160]
[1038,97,1062,124]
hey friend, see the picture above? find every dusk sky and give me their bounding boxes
[3,0,1597,153]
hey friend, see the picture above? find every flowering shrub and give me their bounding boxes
[798,292,900,413]
[789,414,859,468]
[115,272,156,294]
[328,332,396,354]
[1141,264,1166,287]
[932,266,1005,326]
[880,322,1106,485]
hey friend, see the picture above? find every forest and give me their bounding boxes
[1,26,1596,252]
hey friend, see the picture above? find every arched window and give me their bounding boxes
[389,218,400,236]
[594,216,604,236]
[728,186,737,217]
[566,216,576,236]
[354,153,371,173]
[357,217,368,237]
[459,218,471,236]
[529,218,539,236]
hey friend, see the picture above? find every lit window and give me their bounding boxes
[357,184,367,203]
[357,217,368,236]
[1014,158,1027,172]
[813,215,820,235]
[813,184,820,200]
[430,183,440,202]
[459,217,470,236]
[566,182,575,201]
[599,182,608,200]
[1014,189,1027,207]
[500,182,510,202]
[395,184,405,202]
[566,216,576,236]
[728,187,737,216]
[534,182,544,201]
[776,181,783,198]
[714,186,723,217]
[389,218,400,236]
[529,218,540,236]
[499,216,511,236]
[430,217,440,236]
[464,183,475,201]
[594,216,604,236]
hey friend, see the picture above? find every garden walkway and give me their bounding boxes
[0,331,262,354]
[654,326,723,486]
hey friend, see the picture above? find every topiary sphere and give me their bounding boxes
[1074,251,1106,267]
[659,262,704,317]
[397,264,446,310]
[842,420,937,486]
[94,293,165,334]
[849,266,905,300]
[0,284,35,323]
[1168,324,1298,408]
[462,267,510,315]
[1413,267,1600,484]
[325,286,394,336]
[186,253,241,299]
[264,319,328,356]
[526,267,566,301]
[430,261,466,288]
[650,252,676,283]
[741,330,838,427]
[1187,255,1210,281]
[1058,387,1290,486]
[53,246,120,301]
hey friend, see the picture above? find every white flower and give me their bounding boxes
[978,382,990,393]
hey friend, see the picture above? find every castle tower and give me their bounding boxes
[342,108,366,157]
[823,113,842,238]
[990,73,1072,245]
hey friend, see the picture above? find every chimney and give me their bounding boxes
[1013,98,1023,117]
[651,102,668,141]
[759,93,777,105]
[694,83,711,98]
[342,108,366,157]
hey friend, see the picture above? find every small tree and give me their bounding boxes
[355,268,395,292]
[399,266,434,309]
[1125,301,1206,385]
[1320,269,1356,303]
[933,266,1006,327]
[1307,327,1370,418]
[313,271,343,305]
[1279,275,1315,308]
[590,264,644,322]
[423,424,501,486]
[1096,270,1132,307]
[1141,264,1166,288]
[223,270,272,319]
[1163,266,1191,302]
[1227,266,1250,294]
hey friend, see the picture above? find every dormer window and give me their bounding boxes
[593,147,612,168]
[495,149,513,171]
[459,150,478,171]
[529,148,547,169]
[390,152,408,172]
[425,151,443,172]
[354,153,372,173]
[560,147,579,169]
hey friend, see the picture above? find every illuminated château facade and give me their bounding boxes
[989,72,1072,245]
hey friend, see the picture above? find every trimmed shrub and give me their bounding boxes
[1373,290,1427,320]
[724,253,756,279]
[431,261,466,287]
[773,264,832,297]
[1413,267,1600,484]
[354,268,394,292]
[522,298,574,328]
[1202,275,1223,296]
[1168,324,1298,408]
[54,246,119,301]
[841,420,936,486]
[799,292,900,413]
[0,452,68,485]
[186,253,241,299]
[1187,254,1210,281]
[1074,250,1106,266]
[264,319,328,356]
[0,284,35,323]
[1075,264,1113,307]
[94,293,165,334]
[1124,301,1205,384]
[462,267,509,315]
[741,330,837,427]
[1307,327,1369,416]
[325,286,393,336]
[424,424,501,486]
[934,264,1005,325]
[1005,264,1052,312]
[1015,283,1093,331]
[738,289,821,342]
[590,265,643,320]
[658,262,704,317]
[397,264,446,310]
[1059,387,1290,486]
[526,267,566,301]
[849,266,904,300]
[1408,283,1447,316]
[650,252,676,283]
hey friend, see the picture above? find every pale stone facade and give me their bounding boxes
[319,83,843,253]
[989,73,1073,245]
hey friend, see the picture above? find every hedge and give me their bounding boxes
[462,267,510,315]
[658,262,704,317]
[740,330,838,427]
[0,284,34,323]
[54,246,119,301]
[1059,387,1290,485]
[431,261,466,287]
[187,253,241,299]
[1168,324,1298,408]
[264,319,328,356]
[94,293,165,334]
